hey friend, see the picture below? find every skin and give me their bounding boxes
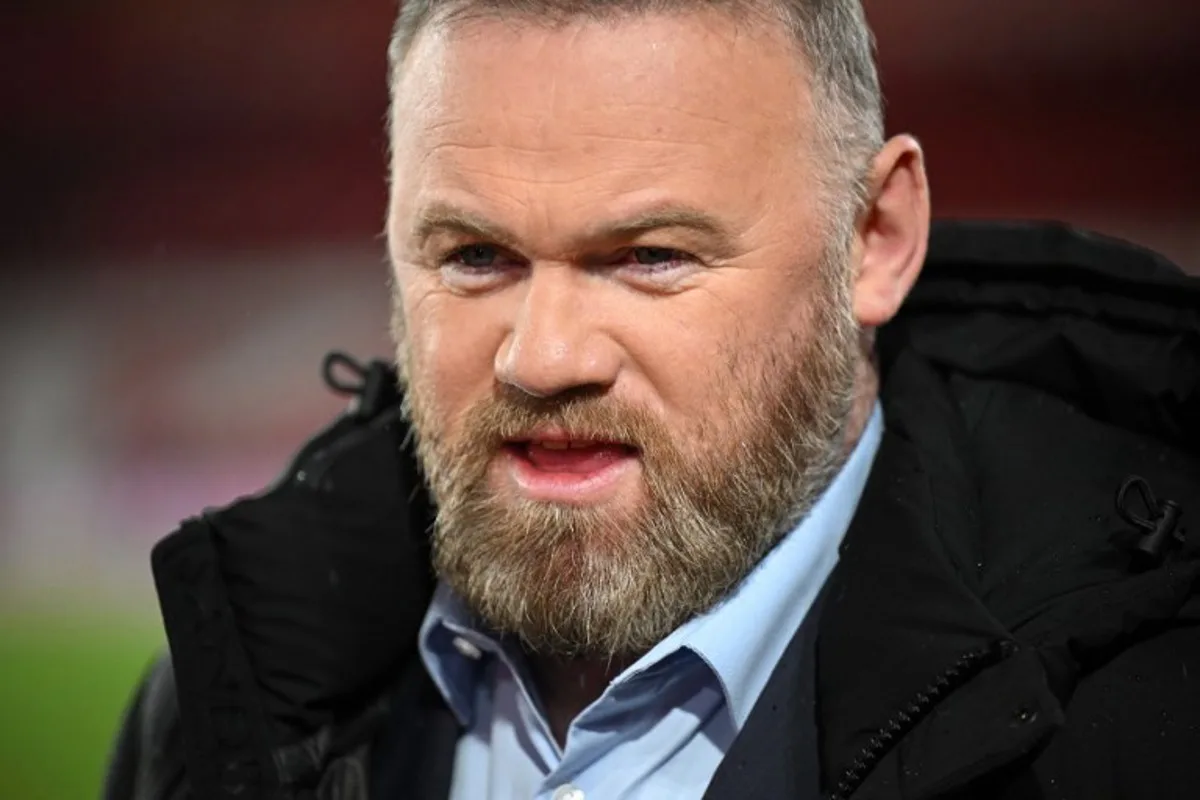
[388,9,930,743]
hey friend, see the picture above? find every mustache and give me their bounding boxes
[458,385,666,451]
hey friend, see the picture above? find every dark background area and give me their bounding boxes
[0,2,1197,798]
[4,0,1199,263]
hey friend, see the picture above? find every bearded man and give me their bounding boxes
[105,0,1200,798]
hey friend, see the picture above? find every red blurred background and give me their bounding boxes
[1,0,1197,601]
[5,0,1199,261]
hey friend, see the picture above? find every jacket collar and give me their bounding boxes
[802,216,1200,796]
[810,351,1058,798]
[719,341,1198,799]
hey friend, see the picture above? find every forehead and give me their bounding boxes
[389,10,819,233]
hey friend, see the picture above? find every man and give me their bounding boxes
[105,0,1200,798]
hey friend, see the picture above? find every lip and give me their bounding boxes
[496,441,641,505]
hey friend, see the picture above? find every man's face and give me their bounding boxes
[388,10,861,658]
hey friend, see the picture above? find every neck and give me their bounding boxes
[842,349,880,458]
[527,653,632,747]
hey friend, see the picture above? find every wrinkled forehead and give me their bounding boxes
[387,11,818,191]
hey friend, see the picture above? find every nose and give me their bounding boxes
[495,265,621,398]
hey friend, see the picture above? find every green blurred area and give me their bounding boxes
[0,611,163,800]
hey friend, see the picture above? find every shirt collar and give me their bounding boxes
[667,402,883,726]
[416,585,469,726]
[419,403,884,729]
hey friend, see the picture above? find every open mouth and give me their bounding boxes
[498,436,641,503]
[508,438,638,471]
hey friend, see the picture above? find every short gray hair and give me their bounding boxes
[387,0,883,236]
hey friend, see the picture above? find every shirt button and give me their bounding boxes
[451,636,482,660]
[552,784,585,800]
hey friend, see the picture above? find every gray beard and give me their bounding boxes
[401,263,859,660]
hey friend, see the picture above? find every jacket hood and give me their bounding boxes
[901,220,1199,446]
[813,221,1200,798]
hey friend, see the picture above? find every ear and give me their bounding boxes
[852,134,931,328]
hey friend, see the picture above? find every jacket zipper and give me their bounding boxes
[827,640,1017,800]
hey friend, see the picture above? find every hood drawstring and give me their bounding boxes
[1115,475,1186,569]
[322,351,396,422]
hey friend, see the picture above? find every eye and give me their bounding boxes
[436,243,522,292]
[631,247,688,267]
[444,244,502,269]
[614,246,700,291]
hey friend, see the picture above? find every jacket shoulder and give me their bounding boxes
[104,653,190,800]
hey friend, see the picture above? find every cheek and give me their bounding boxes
[631,272,811,433]
[402,283,504,431]
[619,300,745,439]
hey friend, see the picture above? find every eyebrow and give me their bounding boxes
[412,203,521,250]
[410,200,738,257]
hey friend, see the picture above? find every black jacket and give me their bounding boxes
[105,221,1200,800]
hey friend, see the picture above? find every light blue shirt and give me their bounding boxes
[419,404,883,800]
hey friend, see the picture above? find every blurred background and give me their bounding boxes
[1,0,1198,797]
